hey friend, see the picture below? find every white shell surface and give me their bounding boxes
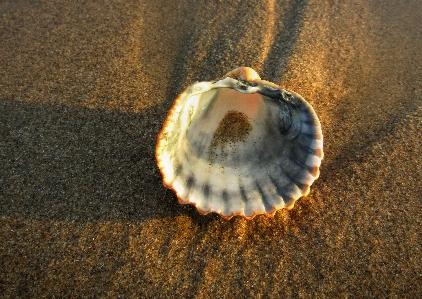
[156,70,323,220]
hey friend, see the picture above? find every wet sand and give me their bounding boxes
[1,0,421,297]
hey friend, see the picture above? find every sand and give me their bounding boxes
[1,0,421,297]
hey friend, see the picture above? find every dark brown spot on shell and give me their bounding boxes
[211,111,252,147]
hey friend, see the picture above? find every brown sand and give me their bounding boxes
[1,0,421,297]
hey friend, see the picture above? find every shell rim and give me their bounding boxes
[155,77,323,221]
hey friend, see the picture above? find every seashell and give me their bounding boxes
[156,67,323,220]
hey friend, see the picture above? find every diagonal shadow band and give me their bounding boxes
[261,0,309,83]
[164,0,310,106]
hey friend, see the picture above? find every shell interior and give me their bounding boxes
[156,75,323,219]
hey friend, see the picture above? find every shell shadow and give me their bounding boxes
[0,99,192,223]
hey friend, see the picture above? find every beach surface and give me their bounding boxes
[1,0,421,297]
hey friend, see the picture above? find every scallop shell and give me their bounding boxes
[156,67,323,220]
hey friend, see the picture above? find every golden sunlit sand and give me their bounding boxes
[1,0,421,297]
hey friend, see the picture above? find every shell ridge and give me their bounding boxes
[297,144,322,156]
[257,176,285,209]
[239,184,249,204]
[286,153,319,178]
[269,175,293,207]
[254,181,276,214]
[222,190,232,217]
[276,163,307,195]
[284,172,308,195]
[288,143,320,167]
